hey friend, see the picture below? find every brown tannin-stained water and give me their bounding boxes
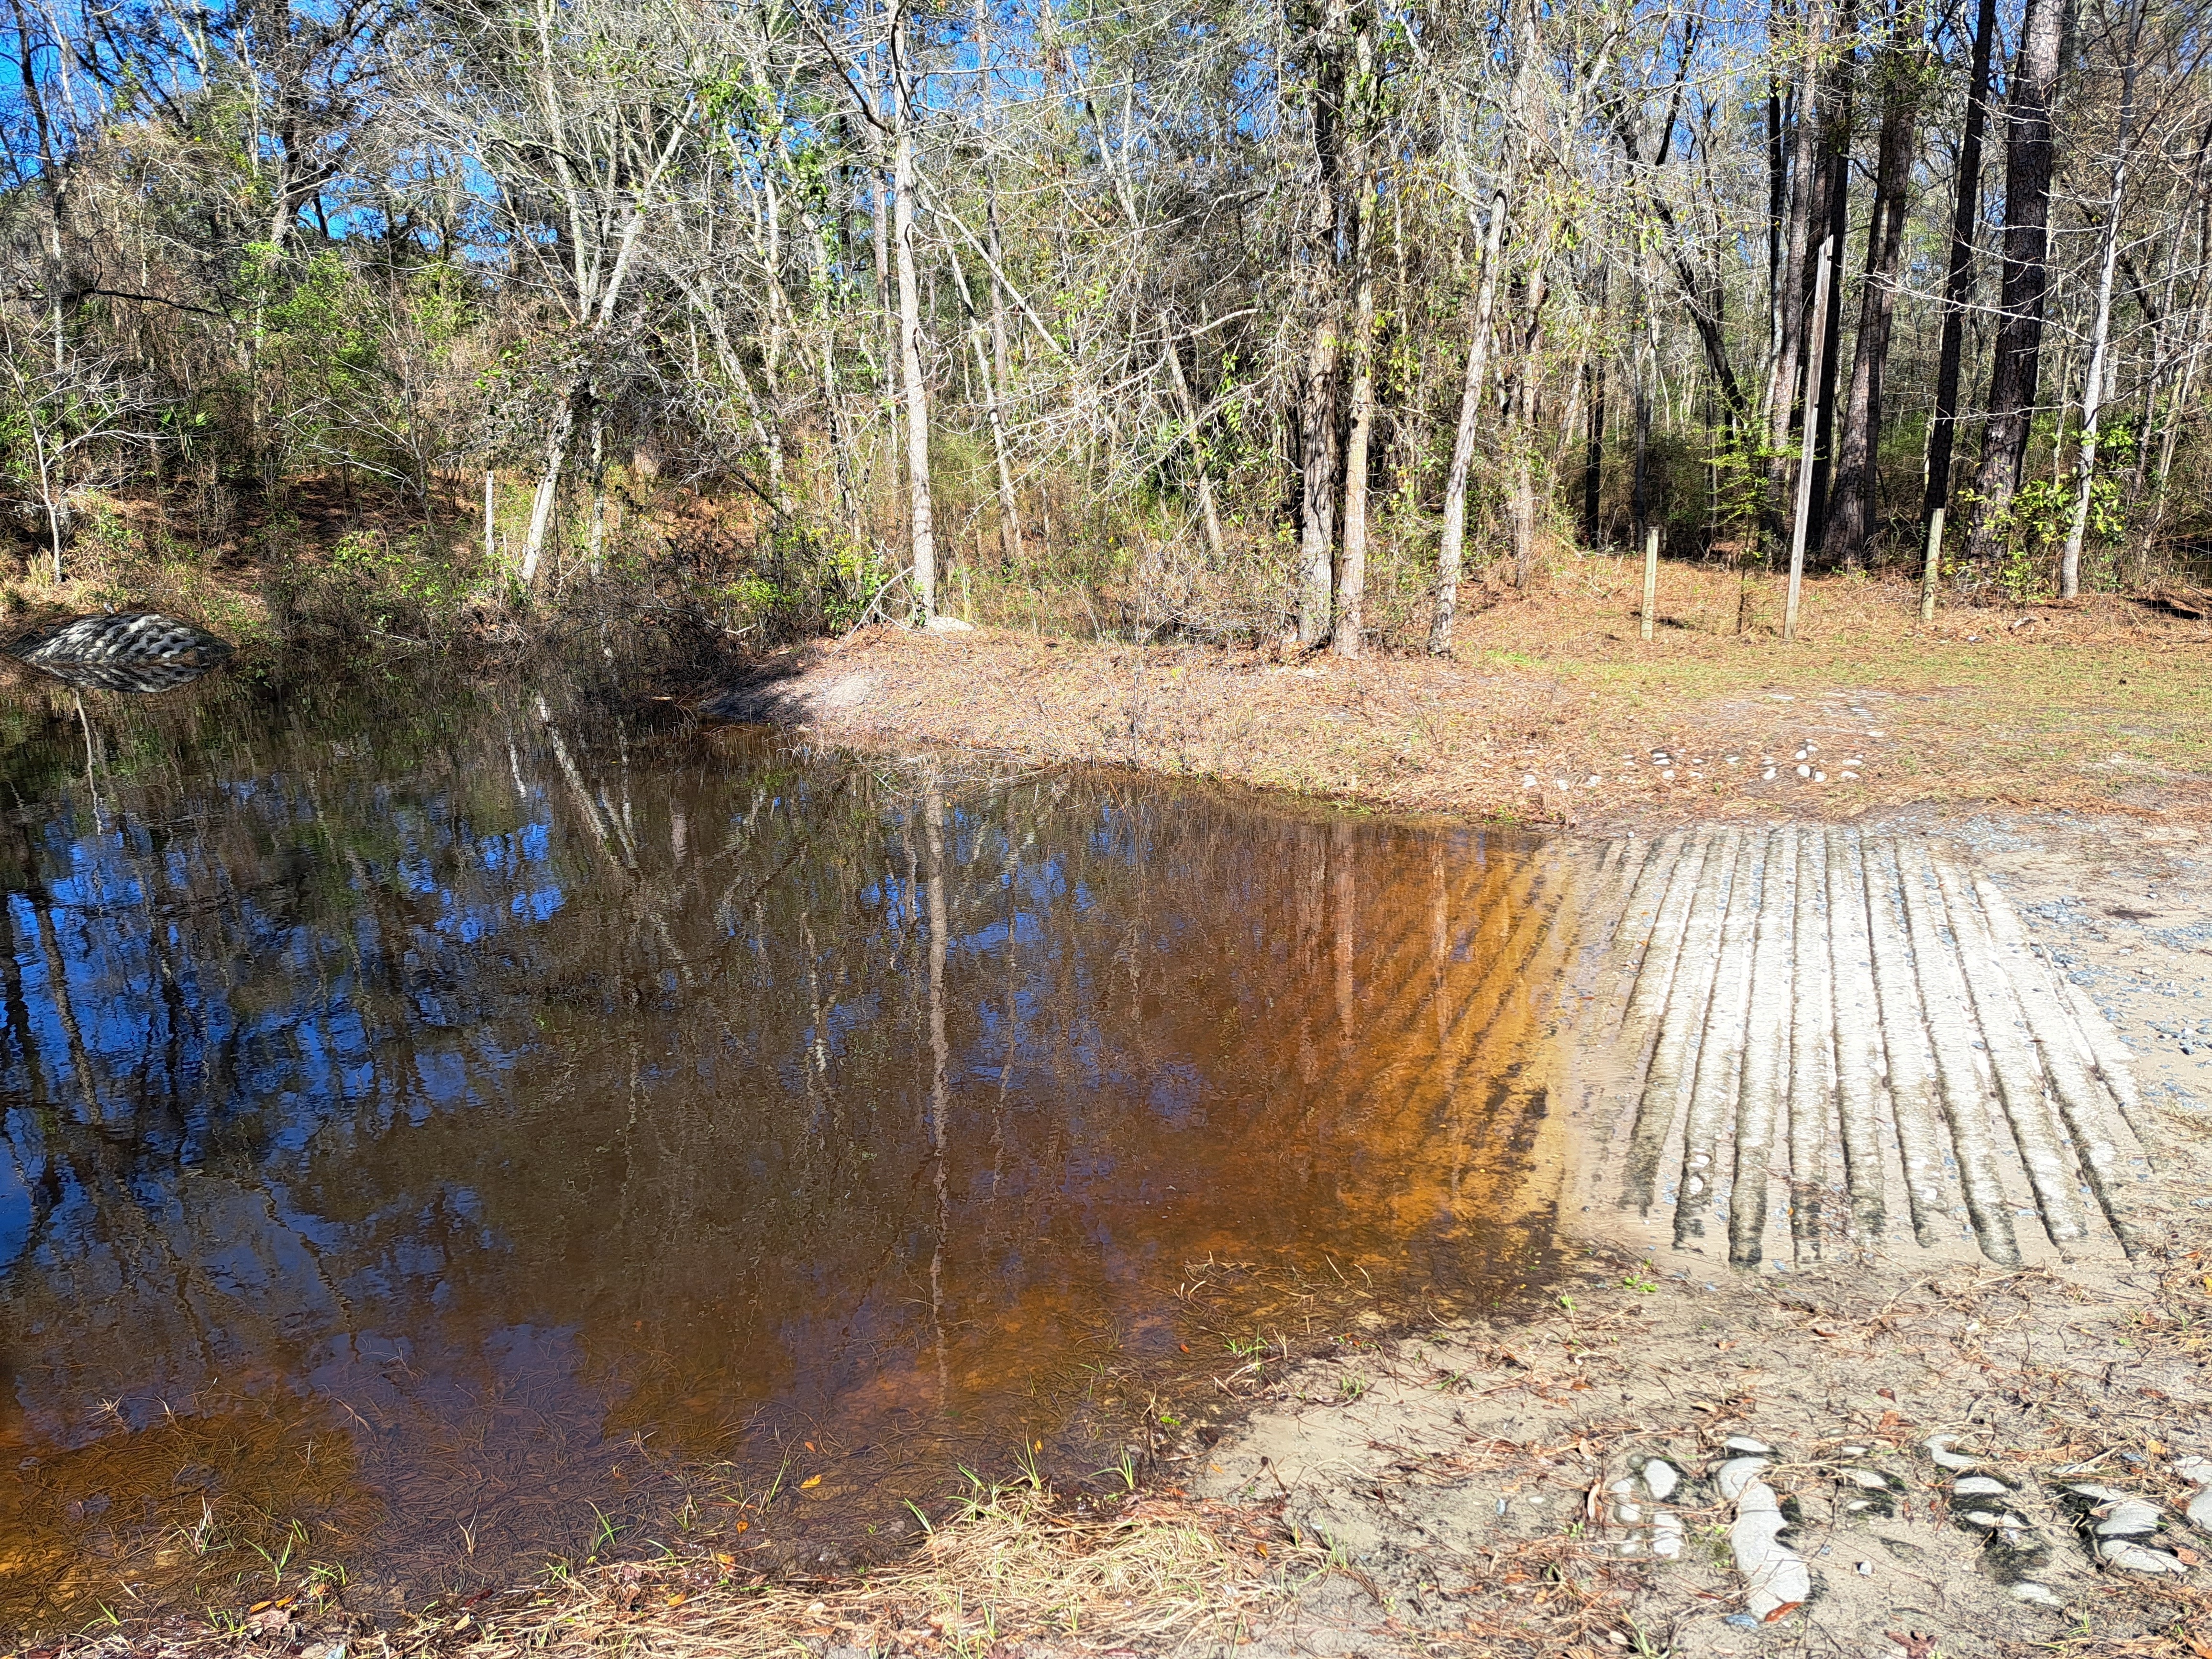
[0,669,1573,1633]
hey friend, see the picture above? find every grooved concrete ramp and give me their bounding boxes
[1564,827,2155,1268]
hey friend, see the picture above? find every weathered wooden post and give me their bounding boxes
[1920,505,1944,623]
[1640,525,1660,642]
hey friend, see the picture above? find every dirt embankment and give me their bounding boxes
[714,566,2212,829]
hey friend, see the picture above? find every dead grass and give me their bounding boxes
[30,1485,1292,1659]
[724,559,2212,828]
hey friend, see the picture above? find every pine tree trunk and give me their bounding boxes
[1295,0,1352,648]
[1963,0,2067,567]
[1922,0,1998,534]
[1822,11,1917,566]
[1584,346,1606,548]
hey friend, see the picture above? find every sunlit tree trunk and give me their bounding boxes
[891,0,936,618]
[1336,177,1377,658]
[1429,186,1508,654]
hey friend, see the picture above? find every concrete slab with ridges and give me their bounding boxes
[1568,830,2150,1267]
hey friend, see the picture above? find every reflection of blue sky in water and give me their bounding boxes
[0,678,1563,1618]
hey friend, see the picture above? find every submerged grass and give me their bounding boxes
[33,1483,1293,1659]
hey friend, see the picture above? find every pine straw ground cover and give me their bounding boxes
[26,1488,1295,1659]
[714,561,2212,829]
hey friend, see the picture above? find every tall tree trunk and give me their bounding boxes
[1583,339,1606,547]
[1509,269,1548,588]
[871,43,899,516]
[1295,0,1352,648]
[1767,69,1787,367]
[1921,0,1999,535]
[1822,10,1916,565]
[2058,40,2142,596]
[1963,0,2068,567]
[1805,7,1857,545]
[1336,180,1377,659]
[1428,186,1508,654]
[1765,0,1827,532]
[1632,316,1655,538]
[891,0,937,617]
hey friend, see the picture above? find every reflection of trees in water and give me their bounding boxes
[0,673,1570,1620]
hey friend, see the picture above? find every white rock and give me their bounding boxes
[1725,1436,1774,1455]
[923,615,975,633]
[2068,1482,2135,1503]
[1609,1478,1637,1495]
[2175,1457,2212,1486]
[1796,764,1812,778]
[1953,1475,2010,1497]
[1642,1459,1680,1501]
[1842,1468,1891,1490]
[2010,1582,2063,1608]
[1925,1435,1982,1472]
[1717,1457,1772,1502]
[1762,768,1777,781]
[2100,1539,2190,1575]
[1613,1502,1644,1524]
[1732,1490,1812,1619]
[1652,1512,1684,1559]
[2187,1490,2212,1533]
[2095,1499,2164,1536]
[1962,1510,2002,1527]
